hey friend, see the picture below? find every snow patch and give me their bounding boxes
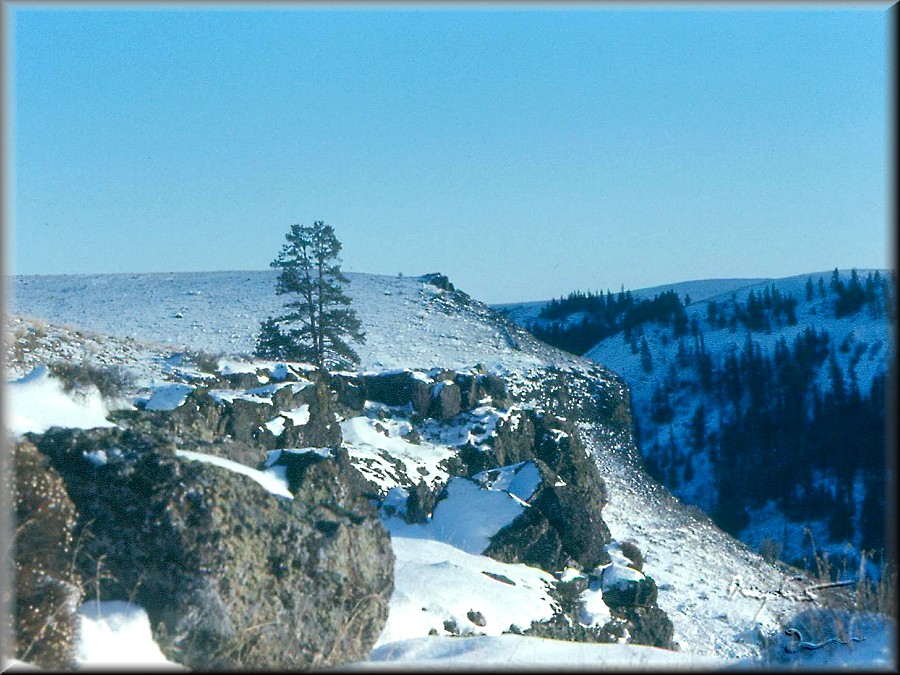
[473,461,542,502]
[174,449,293,498]
[75,600,183,668]
[374,537,556,646]
[6,365,116,435]
[384,477,525,554]
[283,405,310,426]
[143,383,194,411]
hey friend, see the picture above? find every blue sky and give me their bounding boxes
[6,4,891,303]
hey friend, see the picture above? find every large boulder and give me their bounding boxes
[28,427,394,670]
[477,453,609,572]
[360,369,506,421]
[256,380,343,450]
[482,503,566,571]
[405,480,444,524]
[451,370,507,410]
[9,439,84,669]
[330,373,368,415]
[420,272,455,291]
[363,371,415,408]
[362,371,433,416]
[613,605,675,650]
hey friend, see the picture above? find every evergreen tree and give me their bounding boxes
[690,404,707,453]
[256,221,365,369]
[640,336,654,373]
[830,267,843,293]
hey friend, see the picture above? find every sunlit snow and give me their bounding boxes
[6,365,116,435]
[374,537,557,646]
[74,601,183,669]
[174,449,293,499]
[383,477,525,554]
[143,383,195,411]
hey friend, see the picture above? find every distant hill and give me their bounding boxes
[494,278,770,327]
[497,269,895,571]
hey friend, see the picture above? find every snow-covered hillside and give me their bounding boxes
[583,270,891,400]
[10,271,567,373]
[5,270,896,670]
[499,270,893,573]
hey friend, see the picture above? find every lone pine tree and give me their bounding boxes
[255,221,365,369]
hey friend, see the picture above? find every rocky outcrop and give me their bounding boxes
[420,272,456,292]
[9,439,84,669]
[405,480,444,524]
[529,414,611,569]
[128,372,341,466]
[506,365,641,469]
[429,380,462,419]
[482,503,567,571]
[461,411,611,572]
[344,368,509,422]
[614,604,675,650]
[28,426,394,670]
[13,345,673,659]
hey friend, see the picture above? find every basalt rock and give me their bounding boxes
[529,414,611,569]
[360,371,432,417]
[28,426,394,670]
[601,575,659,609]
[360,369,508,421]
[482,503,567,571]
[429,380,462,420]
[130,376,341,465]
[405,480,444,524]
[613,605,675,650]
[255,380,342,450]
[10,439,83,669]
[457,411,612,571]
[330,373,368,416]
[420,272,455,292]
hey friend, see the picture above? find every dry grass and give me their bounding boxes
[46,360,135,399]
[797,530,896,618]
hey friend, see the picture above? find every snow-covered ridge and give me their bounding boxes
[494,271,888,321]
[9,271,577,373]
[493,276,775,327]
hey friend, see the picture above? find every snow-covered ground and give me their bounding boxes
[9,271,563,373]
[5,270,896,670]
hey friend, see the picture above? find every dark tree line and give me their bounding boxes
[531,288,689,355]
[706,285,798,333]
[830,268,889,319]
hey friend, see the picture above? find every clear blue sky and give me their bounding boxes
[6,4,892,303]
